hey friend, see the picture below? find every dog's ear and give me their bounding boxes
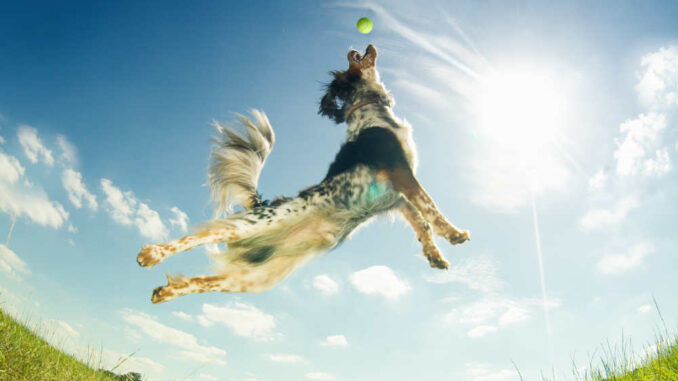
[319,86,344,123]
[319,72,346,124]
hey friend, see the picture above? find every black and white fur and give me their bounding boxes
[137,45,470,304]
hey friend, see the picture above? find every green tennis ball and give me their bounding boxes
[357,17,373,34]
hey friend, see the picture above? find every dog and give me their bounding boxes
[136,45,470,304]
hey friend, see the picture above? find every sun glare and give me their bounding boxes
[477,71,562,155]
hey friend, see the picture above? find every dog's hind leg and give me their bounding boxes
[137,221,246,268]
[399,201,449,269]
[386,168,470,246]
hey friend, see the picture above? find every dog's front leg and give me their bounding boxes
[399,201,449,269]
[387,168,470,246]
[137,226,237,268]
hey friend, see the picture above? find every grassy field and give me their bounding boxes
[0,308,140,381]
[573,334,678,381]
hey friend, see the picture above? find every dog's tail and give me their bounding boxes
[209,110,275,216]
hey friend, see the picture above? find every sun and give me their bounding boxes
[474,69,568,191]
[477,71,562,153]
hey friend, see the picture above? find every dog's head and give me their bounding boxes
[319,45,393,124]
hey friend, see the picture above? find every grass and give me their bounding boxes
[0,307,140,381]
[573,333,678,381]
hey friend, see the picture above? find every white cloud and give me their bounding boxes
[52,320,80,338]
[349,265,410,299]
[62,169,98,211]
[443,296,561,330]
[588,169,607,190]
[0,180,69,229]
[17,125,54,166]
[597,242,654,275]
[306,372,334,380]
[169,206,189,233]
[120,309,226,365]
[0,150,25,184]
[313,274,339,296]
[267,353,304,363]
[100,179,168,240]
[637,304,653,314]
[467,325,497,338]
[579,195,639,230]
[320,335,348,347]
[197,302,277,341]
[635,45,678,108]
[172,311,193,322]
[643,147,671,176]
[56,135,77,167]
[425,257,505,293]
[614,112,668,176]
[100,349,165,378]
[0,244,31,277]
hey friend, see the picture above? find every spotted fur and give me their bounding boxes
[137,45,470,304]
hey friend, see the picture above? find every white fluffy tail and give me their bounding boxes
[209,110,275,216]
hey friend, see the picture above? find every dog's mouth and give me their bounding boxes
[347,45,377,69]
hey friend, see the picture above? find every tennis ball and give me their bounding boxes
[357,17,373,34]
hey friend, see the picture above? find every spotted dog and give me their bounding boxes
[137,45,470,304]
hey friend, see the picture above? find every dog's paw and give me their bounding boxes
[423,245,449,270]
[137,244,165,268]
[151,285,175,304]
[446,229,470,245]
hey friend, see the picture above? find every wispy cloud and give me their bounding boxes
[56,134,77,167]
[0,150,68,229]
[17,125,54,166]
[579,195,639,230]
[267,353,304,363]
[596,242,654,275]
[197,302,278,341]
[320,335,348,347]
[312,274,339,296]
[62,169,98,211]
[349,265,410,300]
[425,257,505,293]
[0,244,31,278]
[465,363,518,381]
[467,325,497,338]
[100,179,168,241]
[169,206,189,233]
[306,372,334,380]
[120,309,226,365]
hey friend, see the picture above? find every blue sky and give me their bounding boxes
[1,1,677,380]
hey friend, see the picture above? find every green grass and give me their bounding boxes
[0,307,140,381]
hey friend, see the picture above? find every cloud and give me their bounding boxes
[425,257,505,293]
[169,206,189,233]
[614,112,668,176]
[579,195,639,230]
[0,244,31,277]
[637,304,652,314]
[172,311,194,322]
[635,45,678,108]
[62,169,98,211]
[100,179,168,240]
[306,373,334,380]
[120,309,226,365]
[51,320,80,338]
[467,325,497,338]
[100,349,165,378]
[267,353,304,363]
[596,242,654,275]
[588,169,607,190]
[0,150,25,184]
[197,302,277,341]
[17,125,54,166]
[349,265,410,300]
[312,274,339,296]
[56,135,77,167]
[443,296,561,331]
[465,363,518,381]
[0,149,68,228]
[320,335,348,347]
